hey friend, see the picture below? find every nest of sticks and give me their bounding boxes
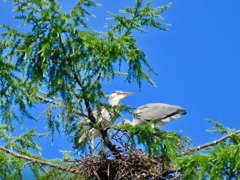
[74,132,180,180]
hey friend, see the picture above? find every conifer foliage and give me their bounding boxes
[0,0,239,179]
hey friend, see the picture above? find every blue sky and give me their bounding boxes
[1,0,240,165]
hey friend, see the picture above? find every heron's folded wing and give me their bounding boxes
[134,103,186,121]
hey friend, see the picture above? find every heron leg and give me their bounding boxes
[90,138,94,155]
[97,139,106,158]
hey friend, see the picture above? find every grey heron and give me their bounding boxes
[121,103,186,128]
[73,90,133,150]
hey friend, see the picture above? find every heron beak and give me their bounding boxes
[120,92,134,100]
[122,92,134,97]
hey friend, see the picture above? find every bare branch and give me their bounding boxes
[180,129,240,155]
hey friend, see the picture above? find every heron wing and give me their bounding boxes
[73,107,114,147]
[93,107,113,130]
[134,103,186,122]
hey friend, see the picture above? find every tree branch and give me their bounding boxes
[57,33,121,157]
[0,146,80,174]
[37,95,87,117]
[72,72,121,157]
[180,129,240,155]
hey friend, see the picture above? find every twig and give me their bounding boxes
[180,129,240,155]
[38,163,48,176]
[39,90,63,101]
[17,161,34,177]
[37,95,87,117]
[92,166,101,180]
[59,162,76,180]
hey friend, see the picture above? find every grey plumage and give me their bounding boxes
[132,103,186,127]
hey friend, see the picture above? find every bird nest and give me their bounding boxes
[73,132,179,180]
[76,152,176,179]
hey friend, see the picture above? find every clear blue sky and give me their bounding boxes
[1,0,240,163]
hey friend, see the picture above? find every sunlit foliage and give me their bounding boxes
[0,0,239,179]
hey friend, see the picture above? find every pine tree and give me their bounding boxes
[0,0,239,179]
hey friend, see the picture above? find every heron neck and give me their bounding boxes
[108,99,120,107]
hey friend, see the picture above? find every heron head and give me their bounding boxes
[108,90,133,106]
